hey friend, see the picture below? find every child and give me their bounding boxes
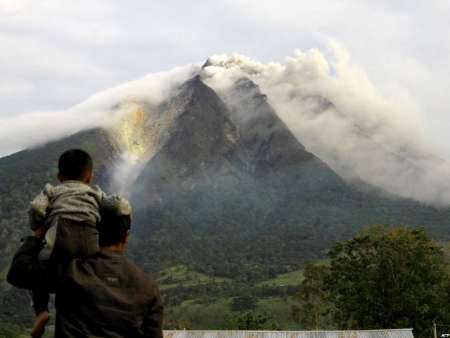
[28,149,116,338]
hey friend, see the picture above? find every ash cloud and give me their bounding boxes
[0,64,199,157]
[1,45,450,206]
[202,44,450,206]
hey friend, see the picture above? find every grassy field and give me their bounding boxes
[160,265,304,329]
[257,297,300,329]
[168,298,232,329]
[167,295,302,329]
[157,265,232,290]
[256,270,304,288]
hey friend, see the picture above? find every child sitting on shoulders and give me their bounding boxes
[28,149,121,338]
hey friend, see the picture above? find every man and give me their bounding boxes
[7,198,164,338]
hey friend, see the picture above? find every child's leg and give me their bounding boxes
[30,290,50,338]
[52,218,99,260]
[32,225,54,315]
[30,225,56,338]
[31,310,49,338]
[30,289,49,315]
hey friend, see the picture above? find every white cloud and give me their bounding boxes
[0,78,34,98]
[202,47,450,206]
[0,64,199,155]
[223,1,450,159]
[0,0,448,159]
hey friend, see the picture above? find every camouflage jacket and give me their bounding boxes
[29,181,107,230]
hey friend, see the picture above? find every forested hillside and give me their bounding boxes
[1,76,449,332]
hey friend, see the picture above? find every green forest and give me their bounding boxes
[162,225,450,338]
[2,225,450,338]
[1,130,449,337]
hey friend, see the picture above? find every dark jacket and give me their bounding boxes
[7,237,163,338]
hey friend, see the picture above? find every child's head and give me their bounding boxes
[58,149,93,183]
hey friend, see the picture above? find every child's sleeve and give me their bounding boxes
[28,184,52,230]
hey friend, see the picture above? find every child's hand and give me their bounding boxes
[33,226,47,239]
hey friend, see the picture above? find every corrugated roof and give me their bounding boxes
[164,329,414,338]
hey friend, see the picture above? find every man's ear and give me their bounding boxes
[84,170,93,184]
[123,230,130,246]
[125,230,130,243]
[57,173,64,182]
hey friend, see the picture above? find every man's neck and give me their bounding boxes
[101,244,125,254]
[60,180,88,185]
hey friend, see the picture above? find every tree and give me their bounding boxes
[327,226,450,338]
[231,295,257,312]
[163,318,193,330]
[225,312,279,330]
[292,262,334,329]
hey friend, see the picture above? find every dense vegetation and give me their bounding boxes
[2,225,450,337]
[292,226,450,338]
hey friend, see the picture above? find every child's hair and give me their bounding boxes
[58,149,93,180]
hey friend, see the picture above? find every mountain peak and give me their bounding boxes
[133,75,240,182]
[201,58,213,69]
[180,74,203,88]
[177,75,227,109]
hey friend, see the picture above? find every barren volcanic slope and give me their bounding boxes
[128,76,450,278]
[0,75,449,328]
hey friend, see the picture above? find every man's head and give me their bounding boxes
[58,149,93,183]
[98,197,132,251]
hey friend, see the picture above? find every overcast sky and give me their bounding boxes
[0,0,449,159]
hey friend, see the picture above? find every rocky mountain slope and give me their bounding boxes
[126,75,449,279]
[0,74,449,328]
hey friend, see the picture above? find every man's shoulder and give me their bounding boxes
[121,256,158,290]
[80,251,159,292]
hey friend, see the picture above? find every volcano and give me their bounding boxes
[117,74,449,278]
[0,71,449,326]
[1,74,450,276]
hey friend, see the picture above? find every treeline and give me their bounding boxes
[291,226,450,338]
[165,225,450,335]
[3,225,450,335]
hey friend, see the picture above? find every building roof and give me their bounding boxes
[164,329,414,338]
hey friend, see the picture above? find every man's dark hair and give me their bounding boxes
[58,149,93,180]
[98,207,131,247]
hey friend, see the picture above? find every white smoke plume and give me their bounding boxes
[1,44,449,206]
[0,64,199,157]
[201,44,450,207]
